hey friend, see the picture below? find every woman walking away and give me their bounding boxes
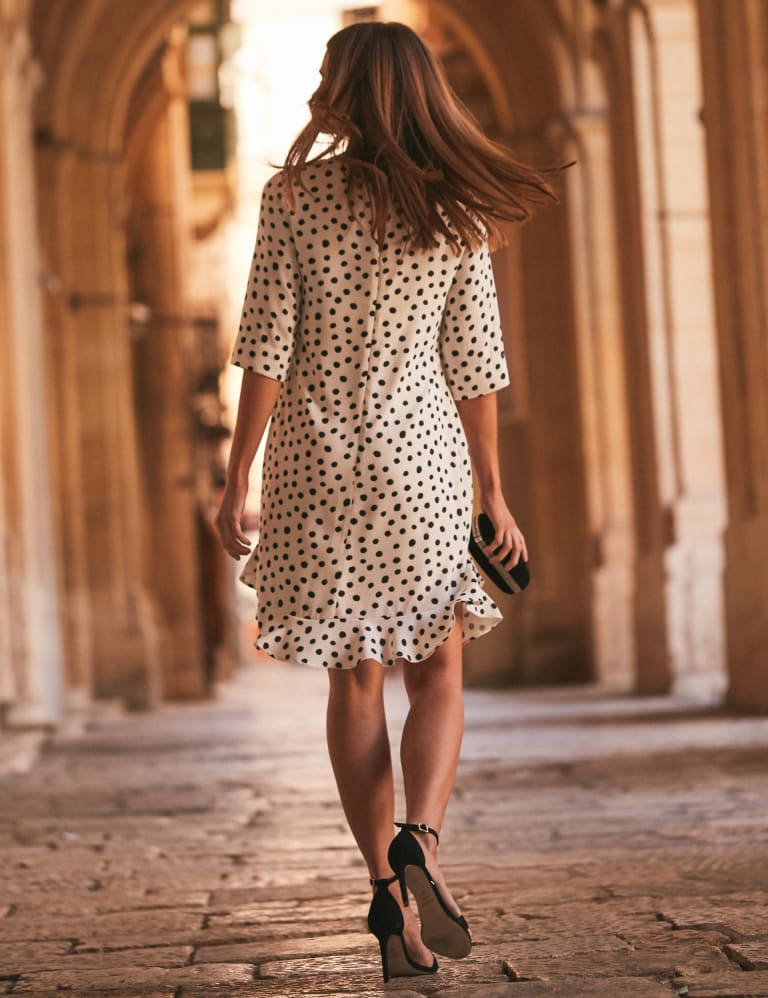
[215,19,569,984]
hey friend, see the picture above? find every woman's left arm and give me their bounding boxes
[215,370,281,559]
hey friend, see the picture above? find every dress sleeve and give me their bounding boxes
[229,174,302,381]
[438,239,511,401]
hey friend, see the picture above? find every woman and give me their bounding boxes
[216,20,565,983]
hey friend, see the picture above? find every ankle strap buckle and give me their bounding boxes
[394,820,440,845]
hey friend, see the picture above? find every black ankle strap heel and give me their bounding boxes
[367,872,438,983]
[387,820,472,960]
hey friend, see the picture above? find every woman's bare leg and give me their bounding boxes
[399,606,466,918]
[326,659,392,875]
[326,659,433,963]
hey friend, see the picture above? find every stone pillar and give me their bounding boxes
[34,139,95,707]
[559,103,637,692]
[61,151,162,708]
[0,7,64,727]
[626,0,727,699]
[0,16,19,711]
[591,8,674,695]
[510,132,595,686]
[33,139,162,710]
[124,39,208,699]
[697,0,768,711]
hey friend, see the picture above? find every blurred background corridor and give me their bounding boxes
[2,0,767,759]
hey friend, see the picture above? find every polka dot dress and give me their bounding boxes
[230,158,511,670]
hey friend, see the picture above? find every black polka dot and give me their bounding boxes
[230,158,511,669]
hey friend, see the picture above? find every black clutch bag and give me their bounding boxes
[469,511,530,595]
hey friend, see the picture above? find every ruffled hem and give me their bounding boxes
[250,571,504,670]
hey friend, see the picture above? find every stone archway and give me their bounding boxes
[11,0,735,715]
[26,0,600,699]
[30,0,218,707]
[387,0,728,700]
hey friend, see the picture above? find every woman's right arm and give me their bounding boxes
[215,370,281,559]
[456,391,528,566]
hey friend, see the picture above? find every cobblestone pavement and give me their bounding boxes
[2,657,768,998]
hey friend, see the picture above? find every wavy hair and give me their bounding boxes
[280,20,573,254]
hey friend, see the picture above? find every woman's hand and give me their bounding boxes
[215,476,252,559]
[216,370,282,560]
[479,489,528,567]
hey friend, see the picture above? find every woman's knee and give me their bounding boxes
[327,657,385,699]
[402,616,464,700]
[403,657,461,701]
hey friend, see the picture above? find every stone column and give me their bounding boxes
[34,139,95,708]
[626,0,727,699]
[0,8,64,727]
[559,100,637,693]
[590,8,674,696]
[511,131,596,686]
[697,0,768,711]
[33,138,162,710]
[124,40,208,699]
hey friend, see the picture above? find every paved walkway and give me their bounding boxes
[2,656,768,997]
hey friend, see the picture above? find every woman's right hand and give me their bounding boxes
[214,477,252,560]
[479,489,528,567]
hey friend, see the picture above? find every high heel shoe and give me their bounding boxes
[367,873,438,983]
[387,821,472,959]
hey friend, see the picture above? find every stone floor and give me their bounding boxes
[2,656,768,998]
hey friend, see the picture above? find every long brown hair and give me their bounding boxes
[281,20,572,254]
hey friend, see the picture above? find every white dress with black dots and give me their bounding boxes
[229,157,511,670]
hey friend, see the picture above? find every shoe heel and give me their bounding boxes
[368,873,438,981]
[388,821,472,960]
[378,936,390,984]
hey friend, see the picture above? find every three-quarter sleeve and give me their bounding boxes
[438,239,511,401]
[229,174,302,381]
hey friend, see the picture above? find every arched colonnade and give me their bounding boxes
[1,0,766,739]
